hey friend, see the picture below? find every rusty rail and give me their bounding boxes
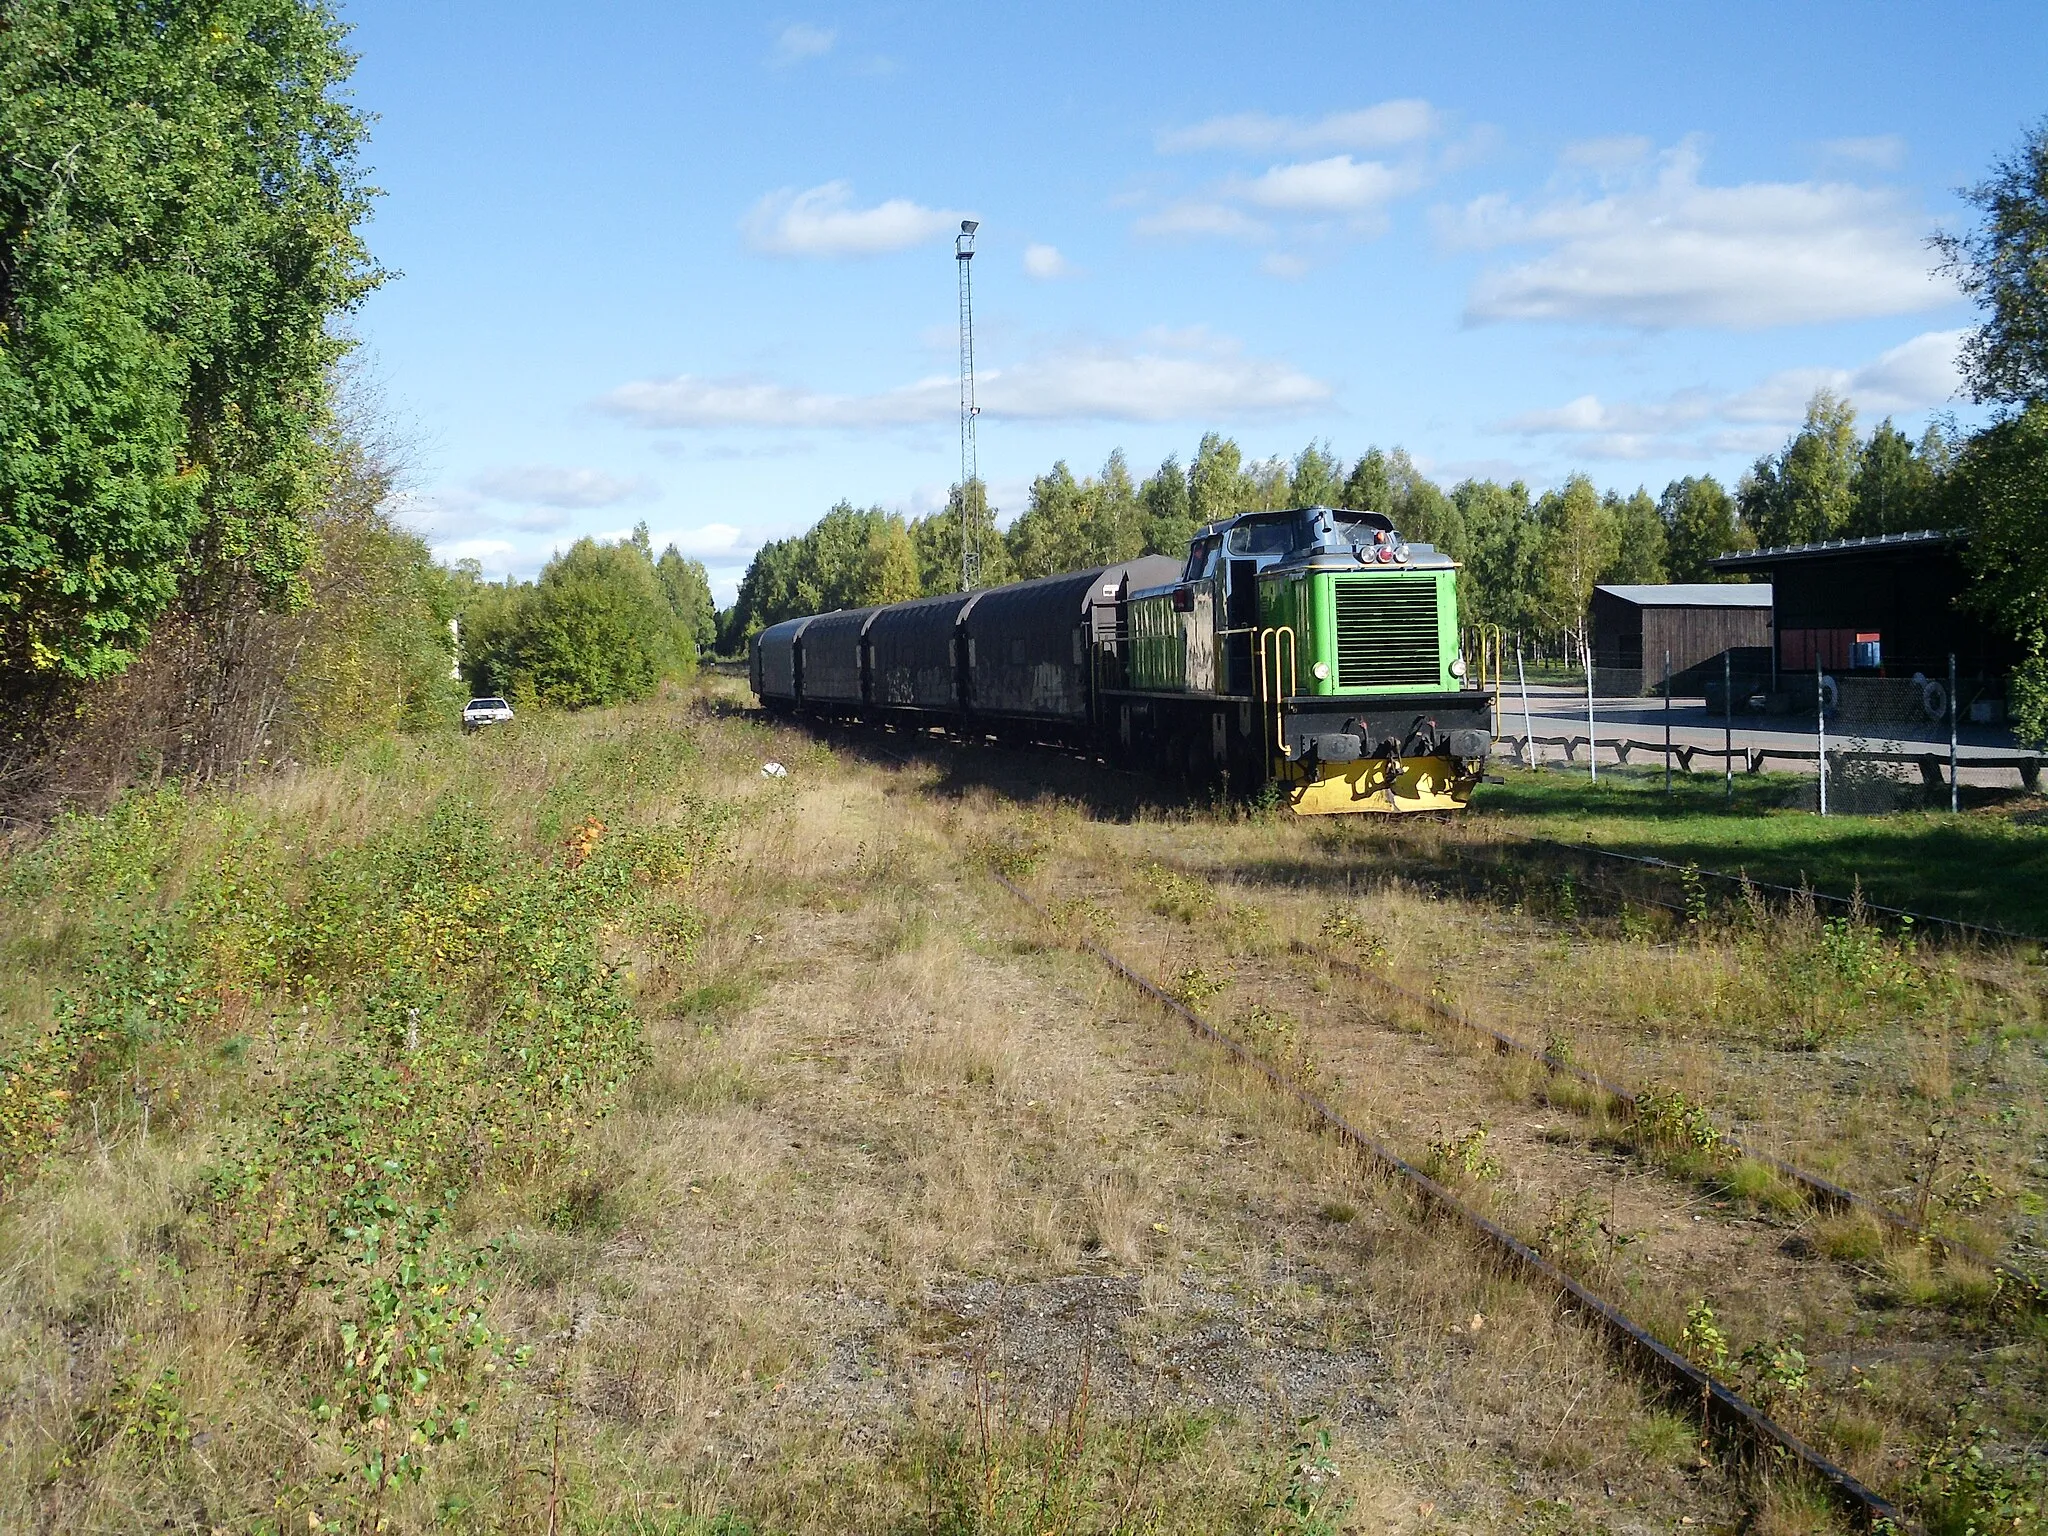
[1141,850,2028,1283]
[1289,939,2036,1298]
[989,868,1911,1531]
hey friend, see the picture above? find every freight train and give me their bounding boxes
[750,504,1495,813]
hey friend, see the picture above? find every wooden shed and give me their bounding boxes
[1590,583,1773,696]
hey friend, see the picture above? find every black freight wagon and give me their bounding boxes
[753,556,1179,744]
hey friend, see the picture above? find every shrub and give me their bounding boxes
[467,537,693,708]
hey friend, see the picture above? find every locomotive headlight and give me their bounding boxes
[1311,661,1331,680]
[1450,655,1468,679]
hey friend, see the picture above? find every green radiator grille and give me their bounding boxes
[1334,579,1441,688]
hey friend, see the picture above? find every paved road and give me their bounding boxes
[1489,684,2035,789]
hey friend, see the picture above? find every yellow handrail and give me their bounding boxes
[1255,625,1297,766]
[1474,622,1504,736]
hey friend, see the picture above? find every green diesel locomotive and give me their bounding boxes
[751,504,1495,814]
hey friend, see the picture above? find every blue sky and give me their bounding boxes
[341,1,2047,601]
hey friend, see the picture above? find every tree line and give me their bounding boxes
[717,394,1957,656]
[0,1,731,810]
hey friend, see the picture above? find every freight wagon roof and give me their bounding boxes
[962,567,1106,624]
[866,590,976,629]
[800,605,883,633]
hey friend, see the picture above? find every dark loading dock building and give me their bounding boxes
[1710,531,2020,714]
[1590,583,1774,696]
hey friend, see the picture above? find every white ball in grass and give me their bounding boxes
[761,761,788,778]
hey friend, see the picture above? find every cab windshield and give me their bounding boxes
[1223,514,1298,557]
[1330,510,1396,548]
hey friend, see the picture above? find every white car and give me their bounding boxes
[462,696,515,732]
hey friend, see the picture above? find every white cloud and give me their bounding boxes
[1140,102,1443,245]
[603,374,953,429]
[1131,201,1270,241]
[1260,252,1310,280]
[1822,134,1906,169]
[1559,135,1652,172]
[1850,327,1967,411]
[471,465,652,509]
[601,331,1330,430]
[1449,140,1952,329]
[770,23,835,65]
[1236,154,1412,214]
[1159,100,1439,155]
[988,334,1329,421]
[1023,243,1072,279]
[1502,394,1616,434]
[743,181,965,257]
[1491,328,1967,459]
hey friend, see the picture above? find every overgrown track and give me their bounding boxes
[1276,930,2041,1291]
[986,867,1910,1532]
[981,837,2046,1529]
[1068,845,2036,1270]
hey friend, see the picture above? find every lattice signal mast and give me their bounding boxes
[955,219,981,591]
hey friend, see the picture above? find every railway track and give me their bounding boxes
[1111,848,2038,1289]
[970,832,2048,1534]
[986,865,1910,1531]
[1284,933,2041,1292]
[790,710,2043,1522]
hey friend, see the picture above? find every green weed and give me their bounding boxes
[1229,1002,1326,1092]
[1169,966,1230,1009]
[1633,1087,1725,1158]
[1144,863,1217,923]
[1268,1419,1353,1536]
[1681,1299,1729,1373]
[1425,1124,1501,1182]
[1910,1412,2046,1536]
[1319,910,1389,970]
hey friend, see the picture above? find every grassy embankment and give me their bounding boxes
[3,685,2043,1534]
[0,691,1765,1534]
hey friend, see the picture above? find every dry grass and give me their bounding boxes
[977,785,2044,1523]
[11,683,2034,1532]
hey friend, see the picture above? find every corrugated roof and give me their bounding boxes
[1594,583,1774,607]
[1711,528,1956,568]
